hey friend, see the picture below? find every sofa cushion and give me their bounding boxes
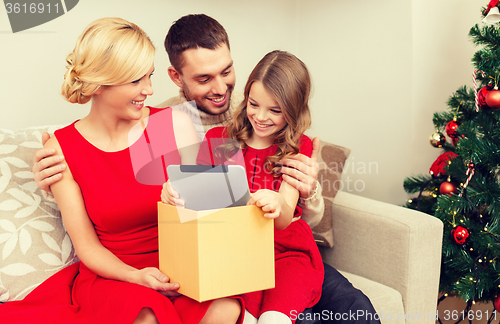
[0,126,77,302]
[312,141,350,247]
[339,271,405,324]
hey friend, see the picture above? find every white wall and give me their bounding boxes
[294,0,485,204]
[0,0,487,205]
[296,0,413,204]
[0,0,299,128]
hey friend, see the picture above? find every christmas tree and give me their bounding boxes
[404,1,500,318]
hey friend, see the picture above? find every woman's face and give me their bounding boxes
[94,64,155,120]
[246,81,287,146]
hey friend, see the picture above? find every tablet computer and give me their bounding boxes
[166,164,251,211]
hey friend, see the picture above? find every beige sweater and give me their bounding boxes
[155,90,243,141]
[154,90,324,227]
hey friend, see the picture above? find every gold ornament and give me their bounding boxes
[429,131,446,148]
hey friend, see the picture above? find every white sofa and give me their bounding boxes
[0,125,443,323]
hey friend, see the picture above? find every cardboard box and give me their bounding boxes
[158,203,275,302]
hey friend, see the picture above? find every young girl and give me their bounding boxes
[162,50,324,324]
[0,17,242,324]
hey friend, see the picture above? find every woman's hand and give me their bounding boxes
[161,180,184,207]
[132,267,181,297]
[247,189,283,219]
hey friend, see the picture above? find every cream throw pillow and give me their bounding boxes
[0,126,77,302]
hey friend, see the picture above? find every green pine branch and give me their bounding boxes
[469,24,500,50]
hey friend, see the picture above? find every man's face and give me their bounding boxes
[173,44,235,115]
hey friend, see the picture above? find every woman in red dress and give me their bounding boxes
[0,17,242,324]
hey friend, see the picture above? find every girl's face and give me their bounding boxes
[94,64,155,120]
[246,81,286,147]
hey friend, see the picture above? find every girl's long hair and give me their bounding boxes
[225,50,312,176]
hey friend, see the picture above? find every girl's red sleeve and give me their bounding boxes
[196,127,228,165]
[298,135,313,158]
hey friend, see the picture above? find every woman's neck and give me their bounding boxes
[76,105,150,152]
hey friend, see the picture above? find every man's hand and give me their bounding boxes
[33,132,66,193]
[280,137,320,198]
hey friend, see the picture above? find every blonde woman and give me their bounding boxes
[0,17,242,324]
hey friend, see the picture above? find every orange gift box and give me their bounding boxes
[158,203,275,302]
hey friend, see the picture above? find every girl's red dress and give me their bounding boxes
[198,126,324,322]
[0,107,236,324]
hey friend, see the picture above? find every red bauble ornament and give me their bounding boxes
[494,295,500,313]
[440,181,457,196]
[486,87,500,109]
[445,120,459,138]
[445,120,460,146]
[451,225,470,245]
[478,86,491,109]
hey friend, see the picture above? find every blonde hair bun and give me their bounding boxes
[60,17,155,104]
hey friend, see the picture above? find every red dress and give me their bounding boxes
[198,127,324,322]
[0,108,221,324]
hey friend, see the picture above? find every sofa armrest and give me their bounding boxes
[320,191,443,323]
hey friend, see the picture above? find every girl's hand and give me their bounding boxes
[247,189,283,219]
[132,267,181,297]
[161,180,184,207]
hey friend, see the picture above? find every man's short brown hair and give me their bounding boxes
[165,14,230,73]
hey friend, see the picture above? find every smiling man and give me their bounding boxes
[168,44,234,114]
[156,15,240,140]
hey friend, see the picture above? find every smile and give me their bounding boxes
[254,120,274,128]
[131,100,144,105]
[207,94,227,107]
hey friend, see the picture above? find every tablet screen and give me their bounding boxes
[167,165,251,211]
